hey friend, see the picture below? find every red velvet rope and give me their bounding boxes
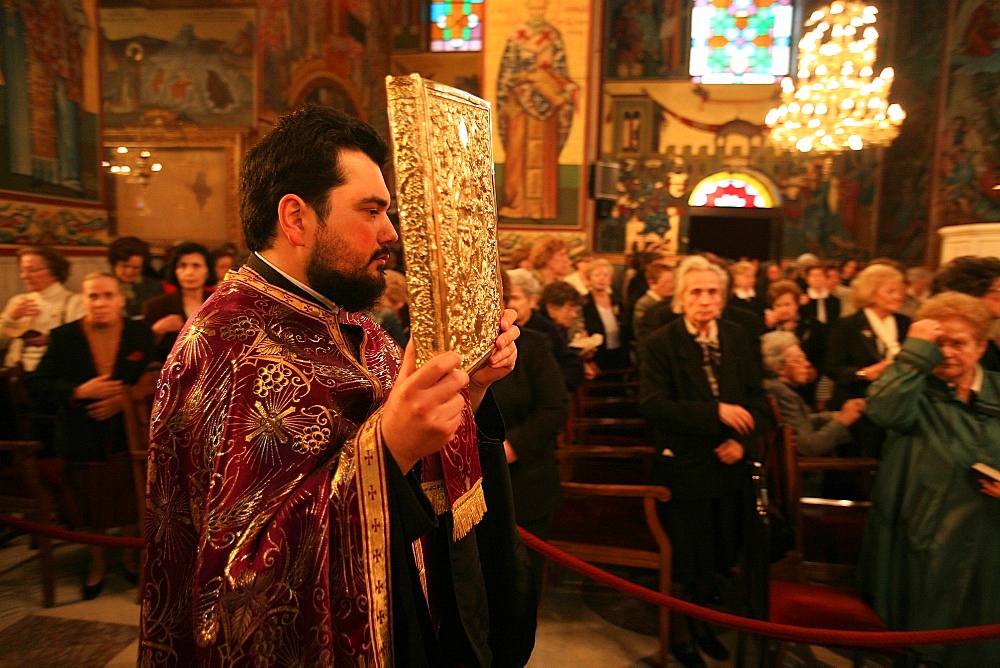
[5,512,999,648]
[0,513,142,549]
[517,527,1000,648]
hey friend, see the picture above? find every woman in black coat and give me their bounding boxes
[825,263,910,459]
[493,272,569,594]
[142,242,215,361]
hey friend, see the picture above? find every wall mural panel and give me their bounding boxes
[485,0,591,230]
[0,0,107,246]
[104,127,243,249]
[927,0,1000,260]
[257,0,369,123]
[100,7,256,127]
[605,0,690,80]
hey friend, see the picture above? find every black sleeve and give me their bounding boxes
[385,447,438,543]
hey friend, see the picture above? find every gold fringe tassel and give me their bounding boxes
[449,478,486,541]
[420,477,487,541]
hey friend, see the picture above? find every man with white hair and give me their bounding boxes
[639,254,766,666]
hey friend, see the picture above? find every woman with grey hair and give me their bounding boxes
[508,269,585,392]
[860,292,1000,664]
[639,253,765,666]
[1,246,85,371]
[761,331,864,458]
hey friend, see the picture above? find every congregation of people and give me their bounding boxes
[0,239,241,599]
[4,225,1000,664]
[477,243,1000,666]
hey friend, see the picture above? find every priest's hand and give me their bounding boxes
[383,344,469,474]
[469,308,520,411]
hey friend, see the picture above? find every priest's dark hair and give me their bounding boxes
[239,104,389,252]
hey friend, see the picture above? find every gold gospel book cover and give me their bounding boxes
[385,73,503,373]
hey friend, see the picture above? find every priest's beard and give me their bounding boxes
[306,233,388,312]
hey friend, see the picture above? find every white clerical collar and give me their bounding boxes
[807,288,829,299]
[684,317,718,344]
[254,252,340,312]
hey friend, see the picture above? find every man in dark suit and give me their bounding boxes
[800,263,841,325]
[638,255,766,667]
[28,272,155,600]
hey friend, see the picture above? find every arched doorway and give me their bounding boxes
[686,169,782,260]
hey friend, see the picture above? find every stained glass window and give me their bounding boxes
[430,0,484,52]
[689,0,795,84]
[689,172,775,208]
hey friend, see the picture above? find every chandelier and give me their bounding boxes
[102,146,163,185]
[765,1,905,153]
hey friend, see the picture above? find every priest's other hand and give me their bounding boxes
[469,308,520,410]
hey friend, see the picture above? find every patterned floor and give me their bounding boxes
[0,536,140,667]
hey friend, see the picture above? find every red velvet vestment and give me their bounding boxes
[138,266,482,665]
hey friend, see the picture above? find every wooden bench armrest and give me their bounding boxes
[797,457,880,472]
[557,445,657,460]
[801,497,873,509]
[561,481,671,502]
[0,440,44,454]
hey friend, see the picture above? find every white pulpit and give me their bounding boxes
[937,223,1000,266]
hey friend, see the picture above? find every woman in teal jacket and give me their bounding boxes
[861,291,1000,666]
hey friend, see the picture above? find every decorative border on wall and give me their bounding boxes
[0,0,103,207]
[0,201,109,247]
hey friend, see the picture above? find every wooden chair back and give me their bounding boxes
[0,439,55,607]
[120,368,159,598]
[548,445,671,667]
[764,393,879,584]
[564,368,647,447]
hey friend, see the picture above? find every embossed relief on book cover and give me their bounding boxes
[386,74,503,373]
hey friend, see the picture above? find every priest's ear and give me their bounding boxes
[276,194,311,247]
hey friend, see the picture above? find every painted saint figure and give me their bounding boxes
[496,0,578,221]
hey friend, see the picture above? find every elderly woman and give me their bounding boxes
[765,279,826,379]
[761,331,865,457]
[1,246,85,371]
[930,255,1000,371]
[639,254,766,667]
[529,236,571,286]
[860,292,1000,665]
[581,257,630,371]
[28,272,155,599]
[826,264,910,406]
[508,268,584,392]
